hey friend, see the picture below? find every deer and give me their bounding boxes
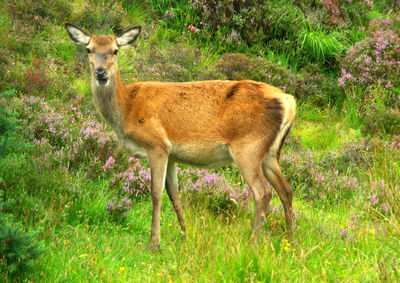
[65,23,296,251]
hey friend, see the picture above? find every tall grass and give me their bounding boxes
[298,22,347,64]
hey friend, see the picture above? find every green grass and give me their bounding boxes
[1,97,399,281]
[298,22,347,64]
[19,196,400,281]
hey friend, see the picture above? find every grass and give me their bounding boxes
[298,22,347,64]
[16,195,400,281]
[1,96,399,281]
[1,0,399,281]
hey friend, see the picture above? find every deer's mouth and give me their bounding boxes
[95,77,109,86]
[97,77,109,84]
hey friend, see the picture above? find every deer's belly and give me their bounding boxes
[120,136,148,159]
[169,142,233,168]
[119,136,233,167]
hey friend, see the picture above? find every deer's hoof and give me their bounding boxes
[146,239,160,253]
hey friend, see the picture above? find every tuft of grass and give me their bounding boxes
[298,22,347,64]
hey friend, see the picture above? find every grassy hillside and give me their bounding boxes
[0,0,399,281]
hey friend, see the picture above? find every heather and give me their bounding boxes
[0,0,399,281]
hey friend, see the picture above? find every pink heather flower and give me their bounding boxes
[380,203,389,212]
[367,194,379,205]
[103,156,116,172]
[384,81,393,88]
[338,77,345,86]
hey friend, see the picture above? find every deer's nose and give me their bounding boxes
[95,68,106,78]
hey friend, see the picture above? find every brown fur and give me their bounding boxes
[65,23,297,251]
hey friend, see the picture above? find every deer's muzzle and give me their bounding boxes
[95,68,108,85]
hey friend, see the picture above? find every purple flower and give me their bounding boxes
[103,156,115,172]
[106,201,114,210]
[367,194,379,205]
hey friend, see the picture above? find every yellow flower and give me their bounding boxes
[284,246,289,251]
[369,229,375,235]
[120,266,125,272]
[168,223,173,227]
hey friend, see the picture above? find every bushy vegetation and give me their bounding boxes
[0,0,399,281]
[0,209,44,280]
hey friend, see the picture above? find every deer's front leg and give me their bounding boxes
[146,148,169,252]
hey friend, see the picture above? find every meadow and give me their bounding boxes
[0,0,399,281]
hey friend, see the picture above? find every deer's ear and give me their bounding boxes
[117,26,141,46]
[65,23,91,45]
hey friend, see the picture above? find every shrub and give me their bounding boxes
[216,53,339,104]
[7,0,72,32]
[71,1,128,34]
[363,104,400,136]
[281,149,362,204]
[343,82,400,135]
[178,167,252,215]
[296,64,341,105]
[0,45,16,92]
[125,44,224,82]
[104,157,151,221]
[0,209,43,280]
[146,44,201,69]
[340,12,400,134]
[12,95,121,178]
[151,63,190,82]
[0,90,20,158]
[217,53,297,92]
[190,0,303,50]
[23,57,50,95]
[103,158,253,220]
[321,0,377,28]
[322,0,345,26]
[339,12,400,92]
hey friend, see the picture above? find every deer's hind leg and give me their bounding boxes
[229,141,272,241]
[165,162,186,235]
[262,157,294,241]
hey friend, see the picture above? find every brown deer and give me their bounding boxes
[65,23,296,251]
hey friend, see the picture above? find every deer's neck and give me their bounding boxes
[91,69,124,131]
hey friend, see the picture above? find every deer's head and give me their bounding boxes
[65,23,141,86]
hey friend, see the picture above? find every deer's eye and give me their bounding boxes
[113,49,119,55]
[86,48,91,54]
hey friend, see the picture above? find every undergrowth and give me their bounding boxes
[0,0,399,281]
